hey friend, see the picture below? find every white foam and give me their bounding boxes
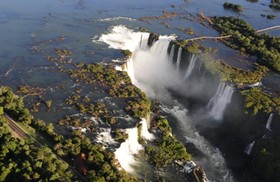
[185,132,234,182]
[96,16,136,22]
[249,82,262,87]
[140,118,154,140]
[265,113,273,131]
[97,25,149,52]
[114,127,143,174]
[244,141,255,155]
[96,128,117,147]
[207,82,234,121]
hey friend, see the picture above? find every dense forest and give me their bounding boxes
[212,16,280,73]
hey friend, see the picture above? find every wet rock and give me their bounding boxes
[147,33,159,47]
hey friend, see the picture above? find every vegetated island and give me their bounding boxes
[270,0,280,10]
[223,2,243,12]
[0,46,205,181]
[211,16,280,73]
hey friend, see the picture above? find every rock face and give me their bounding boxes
[147,33,159,47]
[175,160,208,182]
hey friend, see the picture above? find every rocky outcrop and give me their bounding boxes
[147,33,159,47]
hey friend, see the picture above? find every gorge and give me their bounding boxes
[0,0,279,181]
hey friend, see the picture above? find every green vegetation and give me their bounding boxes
[122,50,132,57]
[247,0,258,2]
[145,116,191,167]
[176,27,195,35]
[270,0,280,10]
[42,47,193,180]
[267,14,276,19]
[241,88,280,115]
[223,2,243,12]
[0,86,137,181]
[261,14,276,19]
[205,59,268,84]
[125,98,151,118]
[212,17,280,72]
[113,129,128,142]
[251,138,280,182]
[45,100,52,110]
[269,4,280,10]
[0,88,73,181]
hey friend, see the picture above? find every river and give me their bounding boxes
[0,0,279,181]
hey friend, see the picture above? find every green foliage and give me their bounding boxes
[223,2,243,12]
[122,50,132,57]
[0,86,33,125]
[0,116,73,181]
[186,43,201,54]
[269,3,280,10]
[114,129,128,142]
[205,59,268,84]
[212,17,280,72]
[125,97,151,118]
[241,88,280,115]
[251,138,280,182]
[46,100,52,109]
[266,14,276,19]
[0,107,3,115]
[145,116,191,167]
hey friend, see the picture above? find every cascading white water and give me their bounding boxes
[97,25,150,52]
[185,133,234,182]
[123,58,136,84]
[176,47,182,71]
[99,25,233,181]
[248,82,262,87]
[169,44,175,62]
[114,127,143,174]
[140,118,155,140]
[198,61,203,75]
[184,54,197,80]
[244,141,255,155]
[266,113,274,131]
[207,82,234,121]
[96,128,117,147]
[162,104,234,182]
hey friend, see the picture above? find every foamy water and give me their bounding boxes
[114,127,143,174]
[96,128,117,147]
[140,118,154,140]
[95,16,137,22]
[99,25,234,181]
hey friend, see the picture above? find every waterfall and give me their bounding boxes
[185,132,233,181]
[139,34,143,48]
[207,82,234,121]
[176,47,182,71]
[198,61,203,74]
[114,127,143,174]
[140,118,154,140]
[184,54,197,80]
[123,58,136,84]
[96,128,117,147]
[100,25,233,182]
[266,113,274,131]
[248,82,262,87]
[150,39,170,56]
[244,141,255,155]
[169,44,175,62]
